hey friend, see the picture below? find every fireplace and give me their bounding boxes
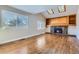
[54,27,62,33]
[51,26,68,34]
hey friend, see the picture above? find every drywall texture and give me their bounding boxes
[0,6,46,44]
[68,26,76,35]
[76,9,79,39]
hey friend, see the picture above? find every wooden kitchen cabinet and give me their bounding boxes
[46,16,69,26]
[69,15,76,25]
[46,15,76,27]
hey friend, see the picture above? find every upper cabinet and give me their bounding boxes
[69,15,76,25]
[46,15,76,27]
[46,16,69,26]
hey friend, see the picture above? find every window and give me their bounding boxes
[37,21,45,30]
[1,10,28,29]
[17,15,28,27]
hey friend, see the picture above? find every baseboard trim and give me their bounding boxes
[0,33,45,45]
[67,35,76,37]
[45,32,52,34]
[45,32,76,37]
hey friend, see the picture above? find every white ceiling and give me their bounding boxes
[10,5,58,14]
[10,5,78,18]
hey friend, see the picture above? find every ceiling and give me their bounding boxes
[10,5,78,18]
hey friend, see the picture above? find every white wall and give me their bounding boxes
[46,26,51,33]
[0,6,46,44]
[68,26,76,35]
[76,9,79,39]
[28,14,46,37]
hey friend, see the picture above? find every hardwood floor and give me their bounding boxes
[0,34,79,54]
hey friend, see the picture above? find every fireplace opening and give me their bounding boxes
[54,27,62,33]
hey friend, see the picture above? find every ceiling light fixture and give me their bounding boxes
[58,5,66,13]
[47,9,54,14]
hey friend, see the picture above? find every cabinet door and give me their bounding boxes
[50,17,69,26]
[69,15,76,25]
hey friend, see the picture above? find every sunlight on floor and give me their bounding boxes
[36,36,46,49]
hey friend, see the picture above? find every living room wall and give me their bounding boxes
[0,5,46,44]
[76,8,79,39]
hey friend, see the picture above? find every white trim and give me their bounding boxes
[0,32,45,44]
